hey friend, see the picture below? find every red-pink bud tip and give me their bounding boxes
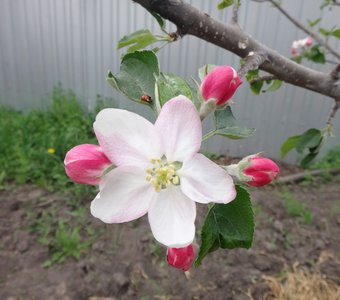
[243,157,280,187]
[305,36,313,46]
[167,244,195,271]
[64,144,112,185]
[200,66,242,106]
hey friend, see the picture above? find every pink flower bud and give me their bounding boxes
[243,156,280,187]
[64,144,112,185]
[167,244,194,271]
[291,47,297,55]
[201,66,242,106]
[305,36,313,46]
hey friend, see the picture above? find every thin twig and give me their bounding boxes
[231,1,239,24]
[267,0,340,60]
[276,168,340,184]
[326,98,340,126]
[326,59,338,65]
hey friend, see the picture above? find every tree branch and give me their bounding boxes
[330,63,340,80]
[266,0,340,60]
[249,74,277,84]
[133,0,340,99]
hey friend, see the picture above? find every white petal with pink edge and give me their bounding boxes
[94,108,162,168]
[155,96,202,163]
[148,186,196,247]
[90,166,156,223]
[179,153,236,204]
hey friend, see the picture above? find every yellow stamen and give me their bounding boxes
[146,157,182,192]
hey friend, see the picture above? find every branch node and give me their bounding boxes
[238,51,268,78]
[330,63,340,80]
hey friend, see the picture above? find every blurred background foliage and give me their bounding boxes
[0,86,113,198]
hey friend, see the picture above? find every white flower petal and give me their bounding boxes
[90,166,156,223]
[179,153,236,204]
[155,96,202,162]
[148,186,196,247]
[94,108,162,167]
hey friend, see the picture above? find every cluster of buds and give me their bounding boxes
[226,154,280,187]
[64,65,280,273]
[291,36,313,57]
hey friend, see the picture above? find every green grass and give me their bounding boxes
[282,191,313,224]
[0,86,114,266]
[0,85,111,198]
[41,220,92,267]
[310,145,340,170]
[29,205,98,267]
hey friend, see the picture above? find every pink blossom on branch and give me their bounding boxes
[64,144,112,185]
[167,244,195,271]
[291,36,313,54]
[200,66,242,106]
[87,96,236,248]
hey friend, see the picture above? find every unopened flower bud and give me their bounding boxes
[64,144,112,185]
[226,154,279,187]
[305,36,313,46]
[243,156,280,187]
[200,66,242,106]
[167,244,194,271]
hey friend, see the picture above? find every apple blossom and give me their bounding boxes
[89,96,236,248]
[65,144,112,185]
[167,244,195,271]
[291,36,313,54]
[226,154,279,187]
[200,66,242,106]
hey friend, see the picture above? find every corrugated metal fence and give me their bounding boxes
[0,0,339,161]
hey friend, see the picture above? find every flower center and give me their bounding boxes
[146,157,182,192]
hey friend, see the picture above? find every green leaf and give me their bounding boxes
[147,10,166,32]
[330,28,340,38]
[250,81,263,95]
[266,80,282,92]
[195,185,254,267]
[245,69,263,95]
[217,0,234,10]
[300,152,318,168]
[118,29,163,53]
[319,28,331,36]
[306,45,326,64]
[296,128,322,154]
[107,50,159,107]
[204,107,255,140]
[280,135,300,158]
[307,18,321,27]
[156,73,193,106]
[198,64,217,82]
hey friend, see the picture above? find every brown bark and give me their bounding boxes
[133,0,340,100]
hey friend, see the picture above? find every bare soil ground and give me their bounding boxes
[0,175,339,300]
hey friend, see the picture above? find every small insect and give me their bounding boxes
[140,94,152,103]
